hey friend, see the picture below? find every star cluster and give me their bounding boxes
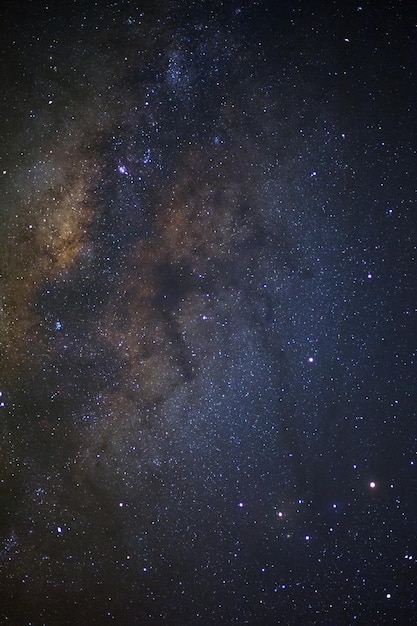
[1,1,416,624]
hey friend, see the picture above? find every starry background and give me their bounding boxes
[0,1,416,624]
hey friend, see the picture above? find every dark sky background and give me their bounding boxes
[1,1,416,624]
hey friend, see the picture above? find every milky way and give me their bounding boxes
[1,1,416,624]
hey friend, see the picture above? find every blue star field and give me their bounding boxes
[0,1,416,624]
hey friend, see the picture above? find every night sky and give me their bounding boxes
[1,1,416,624]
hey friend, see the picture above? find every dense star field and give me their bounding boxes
[1,1,416,623]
